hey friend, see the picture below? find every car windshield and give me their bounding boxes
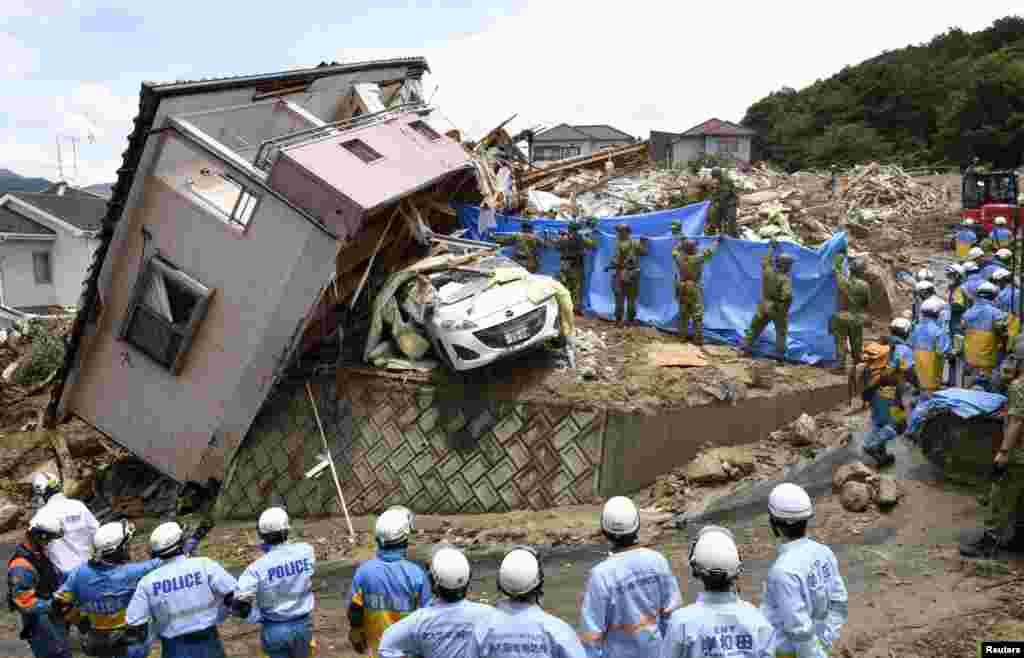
[431,256,522,306]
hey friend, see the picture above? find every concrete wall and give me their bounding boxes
[184,101,317,164]
[0,240,57,308]
[217,371,850,519]
[670,136,752,166]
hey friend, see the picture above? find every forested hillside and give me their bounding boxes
[742,16,1024,172]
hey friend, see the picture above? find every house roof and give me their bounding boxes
[9,192,107,232]
[534,123,633,142]
[680,118,756,137]
[46,55,431,433]
[573,125,634,141]
[0,204,56,235]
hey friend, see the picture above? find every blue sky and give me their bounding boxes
[1,1,1019,185]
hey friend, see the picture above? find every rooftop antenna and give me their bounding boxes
[71,137,80,186]
[428,84,439,105]
[55,137,65,182]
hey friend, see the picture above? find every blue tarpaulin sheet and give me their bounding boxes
[454,203,848,365]
[908,388,1006,437]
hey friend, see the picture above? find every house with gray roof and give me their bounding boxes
[0,183,104,312]
[531,123,635,162]
[662,118,757,167]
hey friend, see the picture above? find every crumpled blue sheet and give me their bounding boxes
[907,388,1007,437]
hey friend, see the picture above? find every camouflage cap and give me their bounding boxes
[777,253,795,266]
[568,222,580,232]
[616,223,630,234]
[670,219,682,232]
[520,220,534,232]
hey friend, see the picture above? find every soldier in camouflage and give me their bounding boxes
[670,219,684,245]
[744,240,795,360]
[605,224,650,324]
[545,221,596,313]
[961,337,1024,558]
[711,167,739,238]
[830,253,872,371]
[494,219,544,273]
[673,237,721,344]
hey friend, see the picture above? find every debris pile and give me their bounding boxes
[838,162,947,220]
[833,460,903,512]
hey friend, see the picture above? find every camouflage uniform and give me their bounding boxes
[495,221,544,273]
[607,224,649,324]
[988,374,1024,545]
[546,223,596,310]
[711,168,739,238]
[673,239,717,344]
[831,255,872,368]
[745,242,794,358]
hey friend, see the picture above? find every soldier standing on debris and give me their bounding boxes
[744,240,794,361]
[7,510,70,658]
[378,547,494,658]
[545,221,596,313]
[605,224,650,325]
[348,508,431,656]
[579,497,682,658]
[235,508,317,658]
[673,237,720,345]
[961,338,1024,558]
[711,168,739,238]
[32,473,98,579]
[830,253,871,372]
[761,483,848,658]
[495,220,544,273]
[659,526,775,658]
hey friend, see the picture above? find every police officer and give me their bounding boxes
[710,168,738,237]
[378,546,493,658]
[983,216,1014,253]
[831,254,871,371]
[761,484,848,658]
[862,318,915,467]
[659,526,775,658]
[910,298,952,394]
[579,497,682,657]
[954,219,978,259]
[33,472,98,578]
[912,280,940,324]
[962,260,983,303]
[495,220,544,273]
[606,224,650,325]
[995,268,1021,347]
[961,281,1008,388]
[995,248,1014,272]
[476,547,586,658]
[7,510,70,658]
[236,507,316,658]
[673,238,720,345]
[744,240,794,360]
[915,267,935,285]
[348,507,432,656]
[945,263,968,335]
[124,522,240,658]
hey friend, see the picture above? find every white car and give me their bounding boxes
[418,256,563,371]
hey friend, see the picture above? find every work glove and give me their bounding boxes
[991,459,1009,481]
[349,628,367,654]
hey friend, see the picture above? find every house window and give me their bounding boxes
[341,138,383,163]
[120,256,213,374]
[189,172,260,227]
[562,145,581,158]
[718,137,740,154]
[409,120,442,141]
[33,252,52,285]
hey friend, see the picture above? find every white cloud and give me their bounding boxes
[0,32,39,79]
[55,82,138,140]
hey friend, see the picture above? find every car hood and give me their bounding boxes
[433,279,531,325]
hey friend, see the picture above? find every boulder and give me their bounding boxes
[686,452,728,485]
[0,502,22,533]
[840,481,873,512]
[708,446,756,476]
[877,475,903,507]
[791,413,819,447]
[741,190,781,206]
[833,461,875,491]
[861,257,900,319]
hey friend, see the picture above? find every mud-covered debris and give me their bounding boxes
[840,481,873,512]
[792,413,819,446]
[876,475,903,508]
[0,501,22,533]
[577,366,597,381]
[708,446,757,476]
[686,452,729,485]
[749,362,776,389]
[833,461,876,491]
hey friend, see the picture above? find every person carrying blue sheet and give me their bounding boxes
[673,237,720,345]
[606,224,650,325]
[744,240,794,360]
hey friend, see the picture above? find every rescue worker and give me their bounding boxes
[579,496,683,658]
[995,247,1014,272]
[495,220,544,273]
[982,216,1014,253]
[830,254,871,371]
[605,224,650,325]
[912,280,938,324]
[962,260,983,303]
[32,472,98,578]
[545,221,596,313]
[710,168,738,237]
[53,520,210,658]
[348,507,431,656]
[966,245,986,267]
[236,507,316,658]
[761,483,848,658]
[659,526,775,658]
[124,522,240,658]
[995,268,1021,347]
[7,510,70,658]
[961,338,1024,558]
[960,281,1008,387]
[744,240,794,361]
[945,263,968,335]
[909,298,952,395]
[670,219,684,245]
[673,237,720,344]
[476,547,586,658]
[378,547,493,658]
[979,245,1002,281]
[862,318,915,467]
[954,219,978,259]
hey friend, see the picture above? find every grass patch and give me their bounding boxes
[847,543,940,578]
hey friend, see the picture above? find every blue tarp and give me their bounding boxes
[907,388,1007,437]
[454,203,848,365]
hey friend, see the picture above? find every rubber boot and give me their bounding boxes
[959,528,1001,558]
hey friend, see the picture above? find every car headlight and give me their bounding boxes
[440,319,478,330]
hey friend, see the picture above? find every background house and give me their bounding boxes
[667,118,756,167]
[531,124,635,162]
[0,184,104,312]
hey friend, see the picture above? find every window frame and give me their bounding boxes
[189,171,261,228]
[408,120,442,141]
[32,251,53,285]
[340,138,384,164]
[119,254,214,375]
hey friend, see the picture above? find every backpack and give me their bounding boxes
[854,342,893,399]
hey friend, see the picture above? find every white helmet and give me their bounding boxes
[890,317,912,334]
[964,218,975,226]
[430,547,472,593]
[968,246,985,260]
[945,263,964,279]
[991,268,1012,284]
[921,297,944,317]
[258,507,289,540]
[497,546,543,598]
[915,280,935,296]
[995,216,1007,226]
[689,525,741,580]
[32,472,61,500]
[963,260,980,274]
[997,248,1013,262]
[768,483,813,522]
[375,508,412,547]
[150,522,185,558]
[94,521,135,559]
[915,268,934,282]
[385,506,416,534]
[978,281,999,299]
[600,496,640,538]
[28,509,63,543]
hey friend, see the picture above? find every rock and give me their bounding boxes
[840,481,873,512]
[741,190,781,206]
[654,478,675,501]
[686,452,728,485]
[790,413,819,446]
[707,446,756,476]
[861,256,900,319]
[832,461,875,491]
[749,362,775,389]
[477,527,528,543]
[0,502,23,533]
[877,475,903,507]
[2,359,20,382]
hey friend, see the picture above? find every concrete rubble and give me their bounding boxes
[832,460,903,512]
